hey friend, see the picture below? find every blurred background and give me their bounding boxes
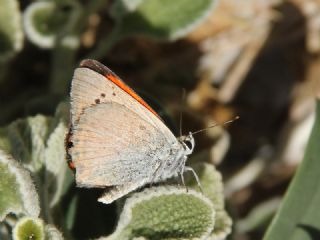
[1,0,319,239]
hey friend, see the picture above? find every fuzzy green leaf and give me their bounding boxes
[0,0,23,61]
[186,162,232,239]
[263,100,320,240]
[44,118,72,207]
[0,104,72,211]
[42,102,70,207]
[104,186,215,240]
[13,217,45,240]
[113,0,217,40]
[23,1,79,49]
[2,115,52,172]
[0,150,40,221]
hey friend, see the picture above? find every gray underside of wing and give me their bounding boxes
[70,102,180,187]
[98,180,148,204]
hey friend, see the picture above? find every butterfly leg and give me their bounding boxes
[180,170,189,192]
[184,166,203,192]
[179,156,189,192]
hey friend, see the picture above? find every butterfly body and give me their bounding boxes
[66,59,195,204]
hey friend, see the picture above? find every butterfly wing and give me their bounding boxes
[70,102,178,187]
[98,182,148,204]
[68,59,183,202]
[70,59,172,139]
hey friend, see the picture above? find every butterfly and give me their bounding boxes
[66,59,200,204]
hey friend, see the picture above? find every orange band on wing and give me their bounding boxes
[105,73,160,119]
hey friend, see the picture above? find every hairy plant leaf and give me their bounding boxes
[103,186,215,240]
[23,1,79,49]
[0,150,40,221]
[186,162,232,239]
[0,0,23,61]
[2,115,52,172]
[113,0,217,40]
[0,104,72,212]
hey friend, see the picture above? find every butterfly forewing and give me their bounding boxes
[71,60,174,140]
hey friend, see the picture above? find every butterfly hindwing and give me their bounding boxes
[70,102,177,187]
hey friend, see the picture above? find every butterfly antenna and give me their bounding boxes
[191,116,240,136]
[179,88,187,136]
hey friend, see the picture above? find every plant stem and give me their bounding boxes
[49,0,109,95]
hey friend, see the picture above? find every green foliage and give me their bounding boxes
[111,0,217,40]
[0,0,23,61]
[0,103,71,224]
[12,217,64,240]
[0,150,40,221]
[263,100,320,240]
[13,217,45,240]
[104,187,215,240]
[0,103,69,176]
[186,163,232,239]
[102,162,231,240]
[23,1,80,49]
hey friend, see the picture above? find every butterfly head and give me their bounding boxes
[178,132,195,155]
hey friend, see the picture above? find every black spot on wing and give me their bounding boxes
[67,141,74,148]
